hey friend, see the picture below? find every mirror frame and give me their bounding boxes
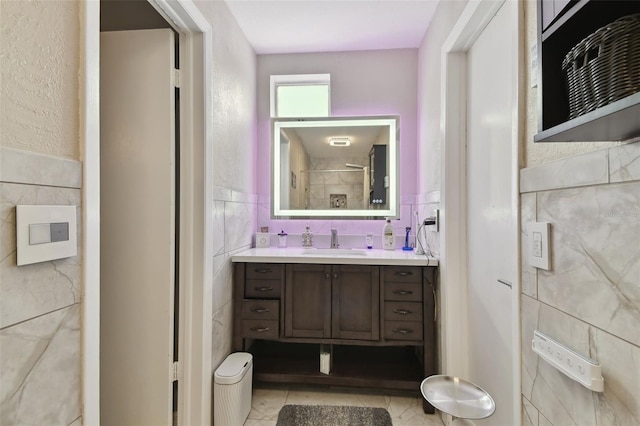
[272,116,399,219]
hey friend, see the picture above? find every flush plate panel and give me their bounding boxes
[17,205,77,266]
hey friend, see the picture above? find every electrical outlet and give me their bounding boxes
[532,330,604,392]
[424,209,439,232]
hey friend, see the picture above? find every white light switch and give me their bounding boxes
[17,205,77,266]
[528,222,551,270]
[29,223,52,245]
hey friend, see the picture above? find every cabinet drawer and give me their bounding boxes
[384,302,422,322]
[245,279,281,298]
[241,319,279,339]
[384,321,423,341]
[383,266,421,283]
[246,263,283,280]
[384,282,422,302]
[241,300,279,320]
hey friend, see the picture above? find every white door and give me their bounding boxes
[466,2,518,425]
[100,29,176,426]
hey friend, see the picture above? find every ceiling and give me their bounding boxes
[224,0,441,54]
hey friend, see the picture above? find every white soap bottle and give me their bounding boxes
[383,218,394,250]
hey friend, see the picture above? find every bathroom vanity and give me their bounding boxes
[231,248,438,412]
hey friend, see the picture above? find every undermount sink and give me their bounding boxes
[302,248,368,256]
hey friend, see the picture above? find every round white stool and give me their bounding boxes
[420,375,495,426]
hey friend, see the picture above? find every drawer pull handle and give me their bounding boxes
[254,268,272,274]
[393,309,413,315]
[250,326,270,333]
[250,307,270,313]
[255,286,274,292]
[392,290,413,295]
[393,328,413,334]
[395,271,413,276]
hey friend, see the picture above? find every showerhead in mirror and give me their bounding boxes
[345,163,365,169]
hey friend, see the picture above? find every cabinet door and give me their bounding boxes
[332,265,380,340]
[285,264,331,338]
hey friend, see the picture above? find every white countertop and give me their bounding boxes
[231,247,438,266]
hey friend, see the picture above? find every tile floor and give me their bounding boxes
[244,384,444,426]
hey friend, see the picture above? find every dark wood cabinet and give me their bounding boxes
[283,264,380,340]
[535,0,640,142]
[284,264,332,338]
[331,265,380,340]
[233,261,437,411]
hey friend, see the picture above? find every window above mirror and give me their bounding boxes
[270,74,330,118]
[272,116,399,219]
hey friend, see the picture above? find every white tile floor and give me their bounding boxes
[244,384,444,426]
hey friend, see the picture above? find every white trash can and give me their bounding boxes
[214,352,253,426]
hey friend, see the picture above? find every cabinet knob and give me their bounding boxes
[392,290,413,295]
[250,326,270,333]
[254,286,274,292]
[325,273,331,279]
[392,309,413,315]
[393,328,413,334]
[250,307,270,313]
[333,272,339,280]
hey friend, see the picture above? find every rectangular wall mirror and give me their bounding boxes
[272,116,399,218]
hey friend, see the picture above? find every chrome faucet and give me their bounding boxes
[330,228,339,248]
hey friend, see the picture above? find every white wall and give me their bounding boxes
[256,49,419,241]
[0,1,82,423]
[415,0,469,261]
[0,0,80,159]
[193,0,258,375]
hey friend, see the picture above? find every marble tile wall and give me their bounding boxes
[0,147,82,425]
[308,157,368,211]
[519,142,640,426]
[211,186,257,370]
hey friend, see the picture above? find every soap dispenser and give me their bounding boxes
[383,218,394,250]
[302,224,314,248]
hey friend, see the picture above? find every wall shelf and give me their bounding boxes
[535,0,640,142]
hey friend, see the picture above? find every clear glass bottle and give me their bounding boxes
[301,225,314,248]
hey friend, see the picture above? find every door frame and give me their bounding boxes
[81,1,214,424]
[439,0,523,423]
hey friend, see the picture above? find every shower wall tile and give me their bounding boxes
[520,143,640,426]
[0,147,82,189]
[212,200,226,256]
[212,252,233,313]
[538,414,553,426]
[520,295,539,400]
[224,200,257,252]
[0,304,80,426]
[520,149,609,193]
[521,296,640,426]
[211,300,233,371]
[522,396,538,426]
[212,186,233,202]
[536,182,640,346]
[231,190,258,204]
[0,182,81,329]
[520,193,537,298]
[609,142,640,183]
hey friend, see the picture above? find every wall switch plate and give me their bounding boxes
[16,205,77,266]
[528,222,551,270]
